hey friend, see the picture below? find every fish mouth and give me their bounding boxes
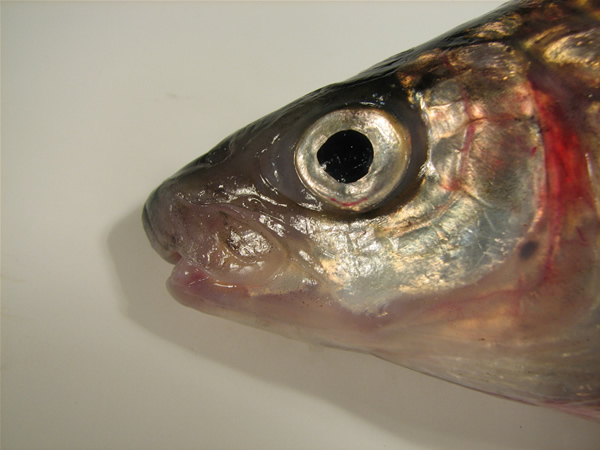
[165,257,247,313]
[143,192,394,351]
[143,198,288,297]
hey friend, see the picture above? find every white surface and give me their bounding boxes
[3,1,600,449]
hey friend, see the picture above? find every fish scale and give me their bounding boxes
[143,0,600,421]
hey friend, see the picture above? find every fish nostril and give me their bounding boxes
[223,226,273,261]
[195,144,232,169]
[214,211,275,262]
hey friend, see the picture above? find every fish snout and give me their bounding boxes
[142,187,182,264]
[143,177,286,287]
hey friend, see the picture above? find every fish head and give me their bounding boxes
[143,2,600,419]
[143,71,432,349]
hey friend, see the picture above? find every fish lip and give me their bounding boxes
[166,252,247,312]
[169,257,213,289]
[142,204,182,264]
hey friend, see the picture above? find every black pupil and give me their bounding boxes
[317,130,374,183]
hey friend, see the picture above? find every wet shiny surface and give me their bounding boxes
[145,0,600,421]
[5,2,600,449]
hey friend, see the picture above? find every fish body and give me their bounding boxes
[143,0,600,421]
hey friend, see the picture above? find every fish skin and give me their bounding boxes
[143,0,600,421]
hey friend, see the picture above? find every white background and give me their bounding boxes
[3,1,600,449]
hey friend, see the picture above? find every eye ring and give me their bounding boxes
[294,108,411,212]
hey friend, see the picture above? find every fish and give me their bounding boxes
[143,0,600,421]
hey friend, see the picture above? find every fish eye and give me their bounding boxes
[295,108,411,212]
[317,130,374,183]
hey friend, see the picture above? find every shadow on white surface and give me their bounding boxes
[108,207,599,449]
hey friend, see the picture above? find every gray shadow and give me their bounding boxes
[108,206,600,449]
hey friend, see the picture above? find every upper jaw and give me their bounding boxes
[142,200,182,264]
[143,183,290,284]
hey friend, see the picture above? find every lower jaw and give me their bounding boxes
[166,258,244,309]
[165,262,388,350]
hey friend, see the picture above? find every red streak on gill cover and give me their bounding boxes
[530,83,594,286]
[425,79,596,337]
[532,89,592,213]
